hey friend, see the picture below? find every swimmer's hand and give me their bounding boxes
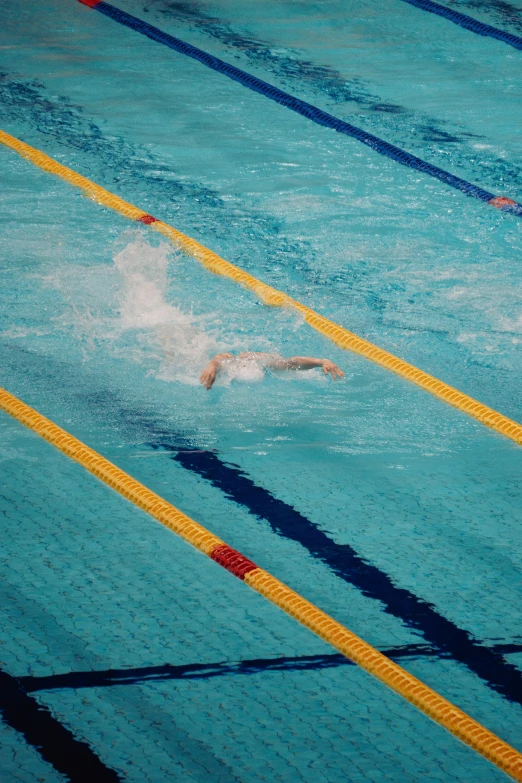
[320,359,345,380]
[200,353,233,390]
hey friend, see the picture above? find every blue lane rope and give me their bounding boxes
[81,1,522,217]
[400,0,522,51]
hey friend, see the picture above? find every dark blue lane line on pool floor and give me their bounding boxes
[19,642,522,693]
[152,444,522,707]
[400,0,522,49]
[84,1,522,216]
[0,667,122,782]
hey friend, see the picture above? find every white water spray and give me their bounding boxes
[113,233,216,384]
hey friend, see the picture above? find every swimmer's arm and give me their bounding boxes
[199,353,234,390]
[267,356,345,380]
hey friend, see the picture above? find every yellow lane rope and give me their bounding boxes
[0,384,521,781]
[1,128,521,449]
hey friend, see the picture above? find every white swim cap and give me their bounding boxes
[226,358,265,384]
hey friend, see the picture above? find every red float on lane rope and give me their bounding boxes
[489,196,518,210]
[210,544,258,580]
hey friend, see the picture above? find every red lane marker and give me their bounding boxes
[77,0,102,7]
[489,196,518,209]
[210,544,258,580]
[137,214,158,224]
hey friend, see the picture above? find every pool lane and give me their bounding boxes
[1,129,521,447]
[75,0,522,217]
[1,385,521,781]
[0,420,514,783]
[0,335,520,710]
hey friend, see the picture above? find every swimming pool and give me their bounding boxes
[0,0,521,780]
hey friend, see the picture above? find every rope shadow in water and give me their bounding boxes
[19,642,522,693]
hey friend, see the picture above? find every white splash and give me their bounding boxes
[113,233,216,384]
[34,232,303,387]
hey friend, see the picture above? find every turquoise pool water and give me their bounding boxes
[0,0,521,780]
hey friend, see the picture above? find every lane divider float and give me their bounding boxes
[0,384,521,781]
[1,128,521,447]
[400,0,522,51]
[74,0,522,218]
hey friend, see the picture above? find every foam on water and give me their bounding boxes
[111,235,310,387]
[37,232,325,390]
[113,233,217,384]
[27,231,217,383]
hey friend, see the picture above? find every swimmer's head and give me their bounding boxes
[227,362,265,384]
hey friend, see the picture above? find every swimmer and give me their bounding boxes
[200,352,345,390]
